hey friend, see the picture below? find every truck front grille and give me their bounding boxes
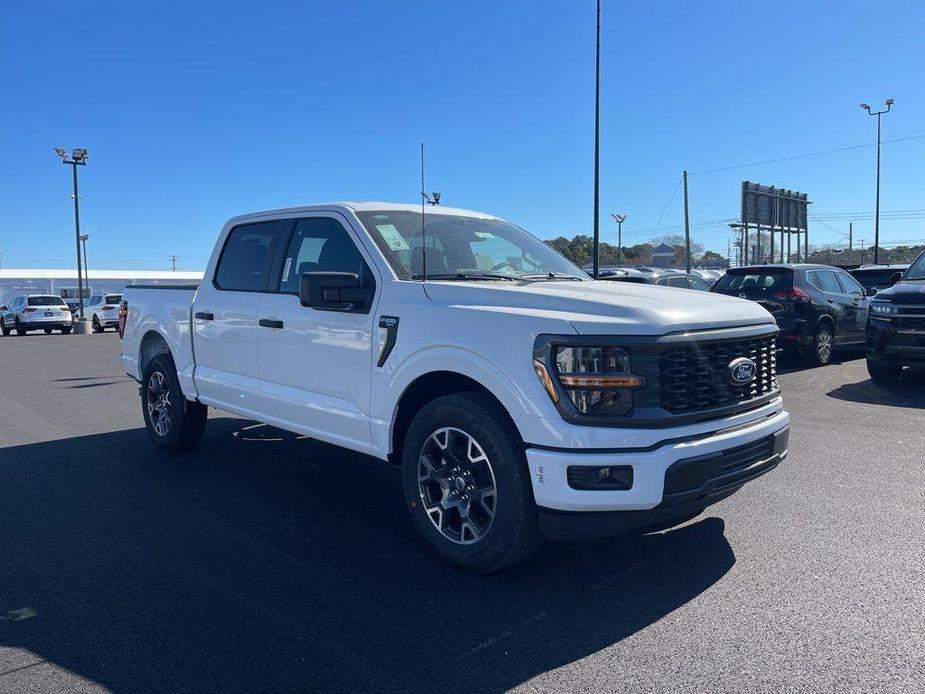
[659,334,778,414]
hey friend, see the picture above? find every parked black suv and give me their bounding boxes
[865,251,925,383]
[712,264,874,366]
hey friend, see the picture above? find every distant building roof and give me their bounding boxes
[0,268,203,280]
[652,243,674,256]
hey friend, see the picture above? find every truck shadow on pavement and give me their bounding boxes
[0,418,736,693]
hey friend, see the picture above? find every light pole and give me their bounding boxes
[80,235,89,286]
[610,213,626,266]
[591,0,601,279]
[860,98,893,264]
[55,147,89,328]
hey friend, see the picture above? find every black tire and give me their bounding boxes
[44,328,53,334]
[1,319,9,336]
[15,319,26,336]
[867,359,902,385]
[401,392,543,573]
[801,321,834,367]
[61,326,72,335]
[141,354,208,452]
[92,316,102,333]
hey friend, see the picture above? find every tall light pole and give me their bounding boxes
[591,0,601,279]
[610,213,626,266]
[860,98,893,265]
[55,147,89,326]
[80,235,89,286]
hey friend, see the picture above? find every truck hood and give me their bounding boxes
[874,279,925,304]
[422,280,776,335]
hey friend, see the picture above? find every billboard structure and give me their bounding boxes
[735,182,811,264]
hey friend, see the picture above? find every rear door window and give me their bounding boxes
[215,221,286,292]
[809,270,842,294]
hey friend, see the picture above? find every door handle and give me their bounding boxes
[826,298,834,304]
[194,311,214,320]
[259,318,284,329]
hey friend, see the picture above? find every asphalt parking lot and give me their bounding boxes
[1,334,923,693]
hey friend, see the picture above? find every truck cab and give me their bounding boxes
[120,202,790,572]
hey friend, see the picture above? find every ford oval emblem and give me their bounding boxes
[728,357,757,385]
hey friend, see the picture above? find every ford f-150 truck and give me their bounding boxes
[120,202,790,572]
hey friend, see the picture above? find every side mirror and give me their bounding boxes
[0,306,6,312]
[300,272,373,312]
[866,287,879,296]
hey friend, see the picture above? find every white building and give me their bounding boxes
[0,268,203,307]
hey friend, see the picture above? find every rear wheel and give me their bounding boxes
[92,316,102,333]
[60,326,72,335]
[802,322,834,367]
[141,354,208,451]
[867,359,902,385]
[15,318,26,336]
[44,328,52,334]
[401,392,542,573]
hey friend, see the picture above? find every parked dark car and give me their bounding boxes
[712,264,874,366]
[849,264,909,295]
[601,268,713,291]
[865,251,925,383]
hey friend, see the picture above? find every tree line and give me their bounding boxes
[544,234,727,268]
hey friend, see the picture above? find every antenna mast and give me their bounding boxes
[420,141,427,281]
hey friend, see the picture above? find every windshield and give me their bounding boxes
[850,268,904,291]
[713,269,792,294]
[356,211,585,281]
[905,253,925,280]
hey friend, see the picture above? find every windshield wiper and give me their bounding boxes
[411,272,516,281]
[519,272,584,281]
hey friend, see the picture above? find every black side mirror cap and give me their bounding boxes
[300,272,373,312]
[866,287,879,296]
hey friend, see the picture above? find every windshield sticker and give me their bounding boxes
[474,232,494,239]
[376,224,410,251]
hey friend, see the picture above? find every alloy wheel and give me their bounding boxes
[417,427,497,545]
[817,327,833,362]
[146,371,172,437]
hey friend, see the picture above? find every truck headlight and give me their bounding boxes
[543,345,645,416]
[870,302,897,315]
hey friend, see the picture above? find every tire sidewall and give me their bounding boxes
[141,355,186,449]
[814,322,833,365]
[401,394,536,571]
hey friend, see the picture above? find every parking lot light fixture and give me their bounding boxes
[55,146,89,324]
[859,99,893,264]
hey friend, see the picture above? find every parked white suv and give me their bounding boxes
[84,293,123,332]
[120,203,790,571]
[1,295,72,335]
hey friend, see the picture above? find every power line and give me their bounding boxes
[689,133,925,176]
[649,175,683,237]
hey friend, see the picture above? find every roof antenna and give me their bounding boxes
[420,141,427,281]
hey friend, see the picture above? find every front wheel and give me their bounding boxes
[401,392,542,573]
[141,354,208,451]
[1,319,9,336]
[15,319,26,336]
[867,359,902,385]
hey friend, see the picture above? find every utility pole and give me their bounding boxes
[682,170,691,272]
[591,0,601,279]
[860,99,893,264]
[848,222,853,264]
[610,213,626,267]
[170,255,179,272]
[54,147,89,331]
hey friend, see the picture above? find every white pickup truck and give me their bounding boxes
[120,202,790,572]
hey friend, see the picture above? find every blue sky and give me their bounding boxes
[1,0,923,270]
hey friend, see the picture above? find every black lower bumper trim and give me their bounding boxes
[538,426,789,542]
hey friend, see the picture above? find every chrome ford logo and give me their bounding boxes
[728,357,757,385]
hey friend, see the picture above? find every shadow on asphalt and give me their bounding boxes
[775,348,865,374]
[0,418,735,693]
[827,369,925,409]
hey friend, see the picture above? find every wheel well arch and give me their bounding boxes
[138,330,173,375]
[816,312,836,332]
[389,371,521,465]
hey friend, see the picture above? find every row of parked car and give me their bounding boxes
[0,293,122,335]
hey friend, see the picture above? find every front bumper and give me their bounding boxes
[867,317,925,364]
[525,408,789,538]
